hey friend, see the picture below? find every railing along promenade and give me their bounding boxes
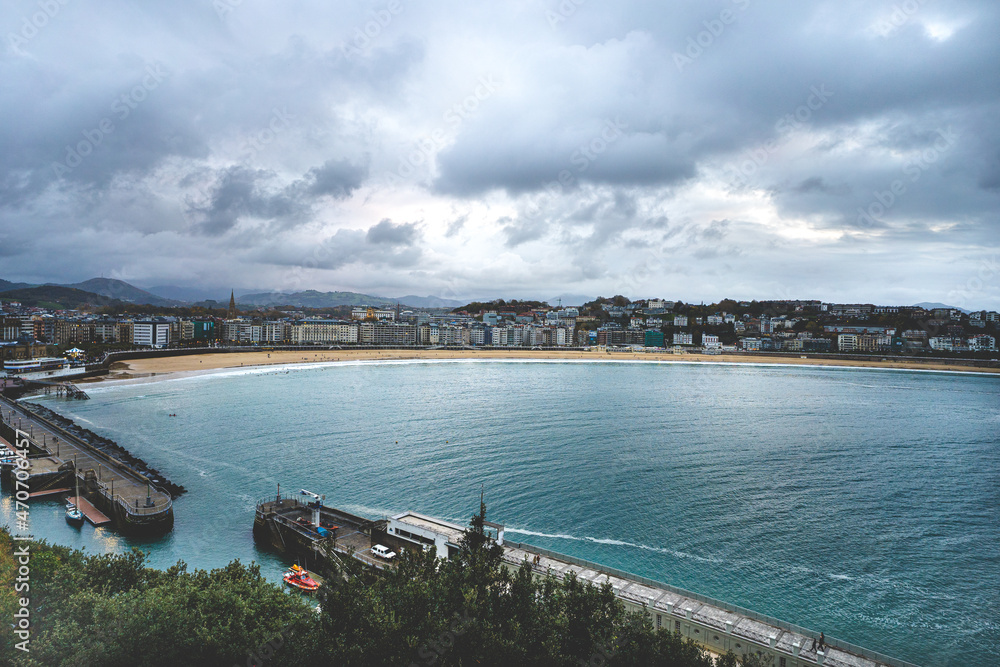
[504,541,920,667]
[0,394,172,517]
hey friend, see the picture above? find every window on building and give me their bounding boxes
[779,658,787,667]
[656,614,661,628]
[694,629,700,634]
[714,636,720,641]
[675,620,681,632]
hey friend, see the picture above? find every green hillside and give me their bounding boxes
[0,286,122,309]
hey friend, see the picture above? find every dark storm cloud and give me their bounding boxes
[250,218,423,271]
[305,159,370,198]
[501,215,547,248]
[0,0,997,306]
[187,166,308,236]
[366,219,419,245]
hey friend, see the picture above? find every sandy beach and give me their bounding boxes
[88,348,1000,382]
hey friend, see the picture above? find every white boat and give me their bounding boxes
[3,357,79,380]
[66,469,85,527]
[66,504,84,526]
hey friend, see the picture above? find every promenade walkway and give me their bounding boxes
[0,397,170,515]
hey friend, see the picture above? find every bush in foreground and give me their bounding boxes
[0,505,762,666]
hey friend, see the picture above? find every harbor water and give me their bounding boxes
[2,359,997,666]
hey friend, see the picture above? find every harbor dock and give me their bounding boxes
[254,491,917,667]
[254,493,392,571]
[68,495,112,526]
[500,543,917,667]
[0,395,173,535]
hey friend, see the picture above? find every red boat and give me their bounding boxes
[283,564,319,593]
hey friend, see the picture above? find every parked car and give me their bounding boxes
[370,544,396,560]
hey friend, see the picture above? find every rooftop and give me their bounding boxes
[392,511,466,544]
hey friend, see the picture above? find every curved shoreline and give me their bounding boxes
[79,348,1000,387]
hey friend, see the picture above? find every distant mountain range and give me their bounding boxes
[0,285,123,309]
[0,277,465,310]
[1,277,974,313]
[234,290,464,309]
[394,295,465,308]
[0,278,180,309]
[64,278,185,308]
[0,279,37,292]
[236,290,397,308]
[912,302,969,314]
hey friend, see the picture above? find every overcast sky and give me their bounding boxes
[1,0,998,308]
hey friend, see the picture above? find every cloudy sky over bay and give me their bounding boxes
[1,0,998,307]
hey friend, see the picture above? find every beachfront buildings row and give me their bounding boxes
[4,317,576,349]
[282,320,575,347]
[3,310,997,354]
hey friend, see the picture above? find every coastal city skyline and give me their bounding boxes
[2,2,999,309]
[2,275,996,356]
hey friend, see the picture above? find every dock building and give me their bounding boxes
[252,493,917,667]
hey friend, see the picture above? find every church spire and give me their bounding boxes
[227,290,238,320]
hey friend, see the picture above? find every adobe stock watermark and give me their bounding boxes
[873,0,930,37]
[726,84,834,190]
[12,427,33,654]
[523,117,628,220]
[545,0,588,29]
[235,625,296,667]
[240,107,295,162]
[381,74,501,188]
[856,127,957,229]
[340,0,404,59]
[577,643,616,667]
[947,256,999,313]
[51,63,169,178]
[6,0,70,55]
[674,0,750,72]
[406,608,474,667]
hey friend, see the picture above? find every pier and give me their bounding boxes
[28,380,90,400]
[251,492,918,667]
[501,543,919,667]
[0,395,173,535]
[68,495,112,526]
[254,493,393,571]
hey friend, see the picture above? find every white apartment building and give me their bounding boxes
[837,334,858,352]
[673,332,693,346]
[133,320,170,348]
[968,334,996,351]
[292,320,359,344]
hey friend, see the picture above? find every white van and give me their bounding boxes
[370,544,396,560]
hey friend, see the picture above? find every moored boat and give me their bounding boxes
[66,469,85,526]
[283,564,320,592]
[66,502,84,526]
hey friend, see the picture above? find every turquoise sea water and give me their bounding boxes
[2,360,998,666]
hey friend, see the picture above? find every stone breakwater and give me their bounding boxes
[21,402,187,498]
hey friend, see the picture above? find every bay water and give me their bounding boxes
[3,360,998,666]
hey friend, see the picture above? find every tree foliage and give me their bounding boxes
[1,509,721,667]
